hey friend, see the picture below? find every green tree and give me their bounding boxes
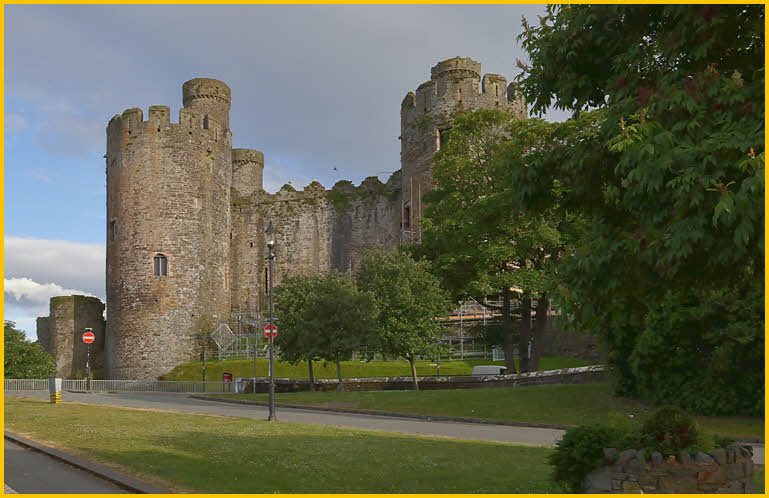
[415,109,574,373]
[513,5,764,414]
[4,321,56,379]
[356,250,451,390]
[273,274,324,390]
[273,272,378,391]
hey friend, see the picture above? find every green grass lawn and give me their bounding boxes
[207,383,764,440]
[163,356,594,381]
[4,396,558,493]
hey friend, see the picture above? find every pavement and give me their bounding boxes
[4,438,127,494]
[5,390,764,465]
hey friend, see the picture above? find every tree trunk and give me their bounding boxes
[336,358,345,392]
[518,296,532,373]
[531,295,549,372]
[408,356,419,391]
[308,359,315,392]
[501,288,517,374]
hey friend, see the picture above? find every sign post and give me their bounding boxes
[264,324,277,377]
[83,329,95,391]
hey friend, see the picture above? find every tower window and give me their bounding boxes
[154,254,168,277]
[404,206,411,230]
[249,241,254,248]
[109,220,117,242]
[203,115,209,130]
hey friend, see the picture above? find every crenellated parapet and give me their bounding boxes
[400,57,528,241]
[229,174,402,314]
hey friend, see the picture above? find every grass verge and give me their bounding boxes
[4,396,559,493]
[207,383,764,440]
[163,356,594,381]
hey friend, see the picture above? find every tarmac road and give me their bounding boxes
[4,439,126,494]
[6,390,764,465]
[7,390,563,447]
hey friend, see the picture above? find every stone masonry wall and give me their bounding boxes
[400,56,527,240]
[105,79,233,380]
[584,445,755,493]
[230,173,401,314]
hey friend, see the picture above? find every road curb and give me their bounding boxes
[188,394,573,430]
[188,395,765,444]
[4,431,168,494]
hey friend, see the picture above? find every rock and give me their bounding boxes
[651,452,664,468]
[677,451,692,465]
[622,481,643,493]
[618,449,637,466]
[710,448,727,465]
[695,452,713,465]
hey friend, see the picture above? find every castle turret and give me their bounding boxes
[232,148,264,198]
[182,78,231,129]
[105,78,233,379]
[400,57,527,241]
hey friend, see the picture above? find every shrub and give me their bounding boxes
[639,406,699,456]
[549,424,636,493]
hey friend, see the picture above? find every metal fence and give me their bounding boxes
[5,378,235,394]
[3,379,49,390]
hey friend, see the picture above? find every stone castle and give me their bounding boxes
[37,57,528,379]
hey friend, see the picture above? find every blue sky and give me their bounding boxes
[4,4,568,338]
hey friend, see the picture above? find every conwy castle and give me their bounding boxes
[36,57,528,379]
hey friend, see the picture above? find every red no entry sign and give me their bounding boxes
[82,331,95,344]
[264,324,278,339]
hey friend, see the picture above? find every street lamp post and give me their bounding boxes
[265,221,277,422]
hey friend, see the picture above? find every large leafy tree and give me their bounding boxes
[415,109,573,373]
[4,321,56,379]
[273,272,378,391]
[512,5,764,414]
[356,250,451,389]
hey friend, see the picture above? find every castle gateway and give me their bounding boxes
[38,57,526,379]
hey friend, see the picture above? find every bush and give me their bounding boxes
[550,407,714,492]
[639,406,699,456]
[549,424,637,493]
[629,281,764,416]
[4,321,56,379]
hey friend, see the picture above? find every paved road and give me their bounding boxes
[4,439,126,494]
[6,390,764,465]
[7,390,563,447]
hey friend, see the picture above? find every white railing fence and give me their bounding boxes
[5,378,235,394]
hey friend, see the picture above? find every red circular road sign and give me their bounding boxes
[82,332,95,344]
[264,324,278,339]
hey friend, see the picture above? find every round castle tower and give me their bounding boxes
[400,57,527,240]
[105,78,234,379]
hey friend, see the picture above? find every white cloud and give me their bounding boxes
[4,237,105,297]
[4,277,96,340]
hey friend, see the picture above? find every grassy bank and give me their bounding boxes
[163,356,594,381]
[207,383,764,440]
[4,396,558,493]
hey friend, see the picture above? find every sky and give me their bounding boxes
[4,4,568,339]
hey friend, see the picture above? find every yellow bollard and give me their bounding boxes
[49,377,62,403]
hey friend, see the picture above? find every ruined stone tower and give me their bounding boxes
[105,78,236,379]
[36,295,105,378]
[400,57,527,241]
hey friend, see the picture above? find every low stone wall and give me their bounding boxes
[584,445,754,493]
[241,365,605,393]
